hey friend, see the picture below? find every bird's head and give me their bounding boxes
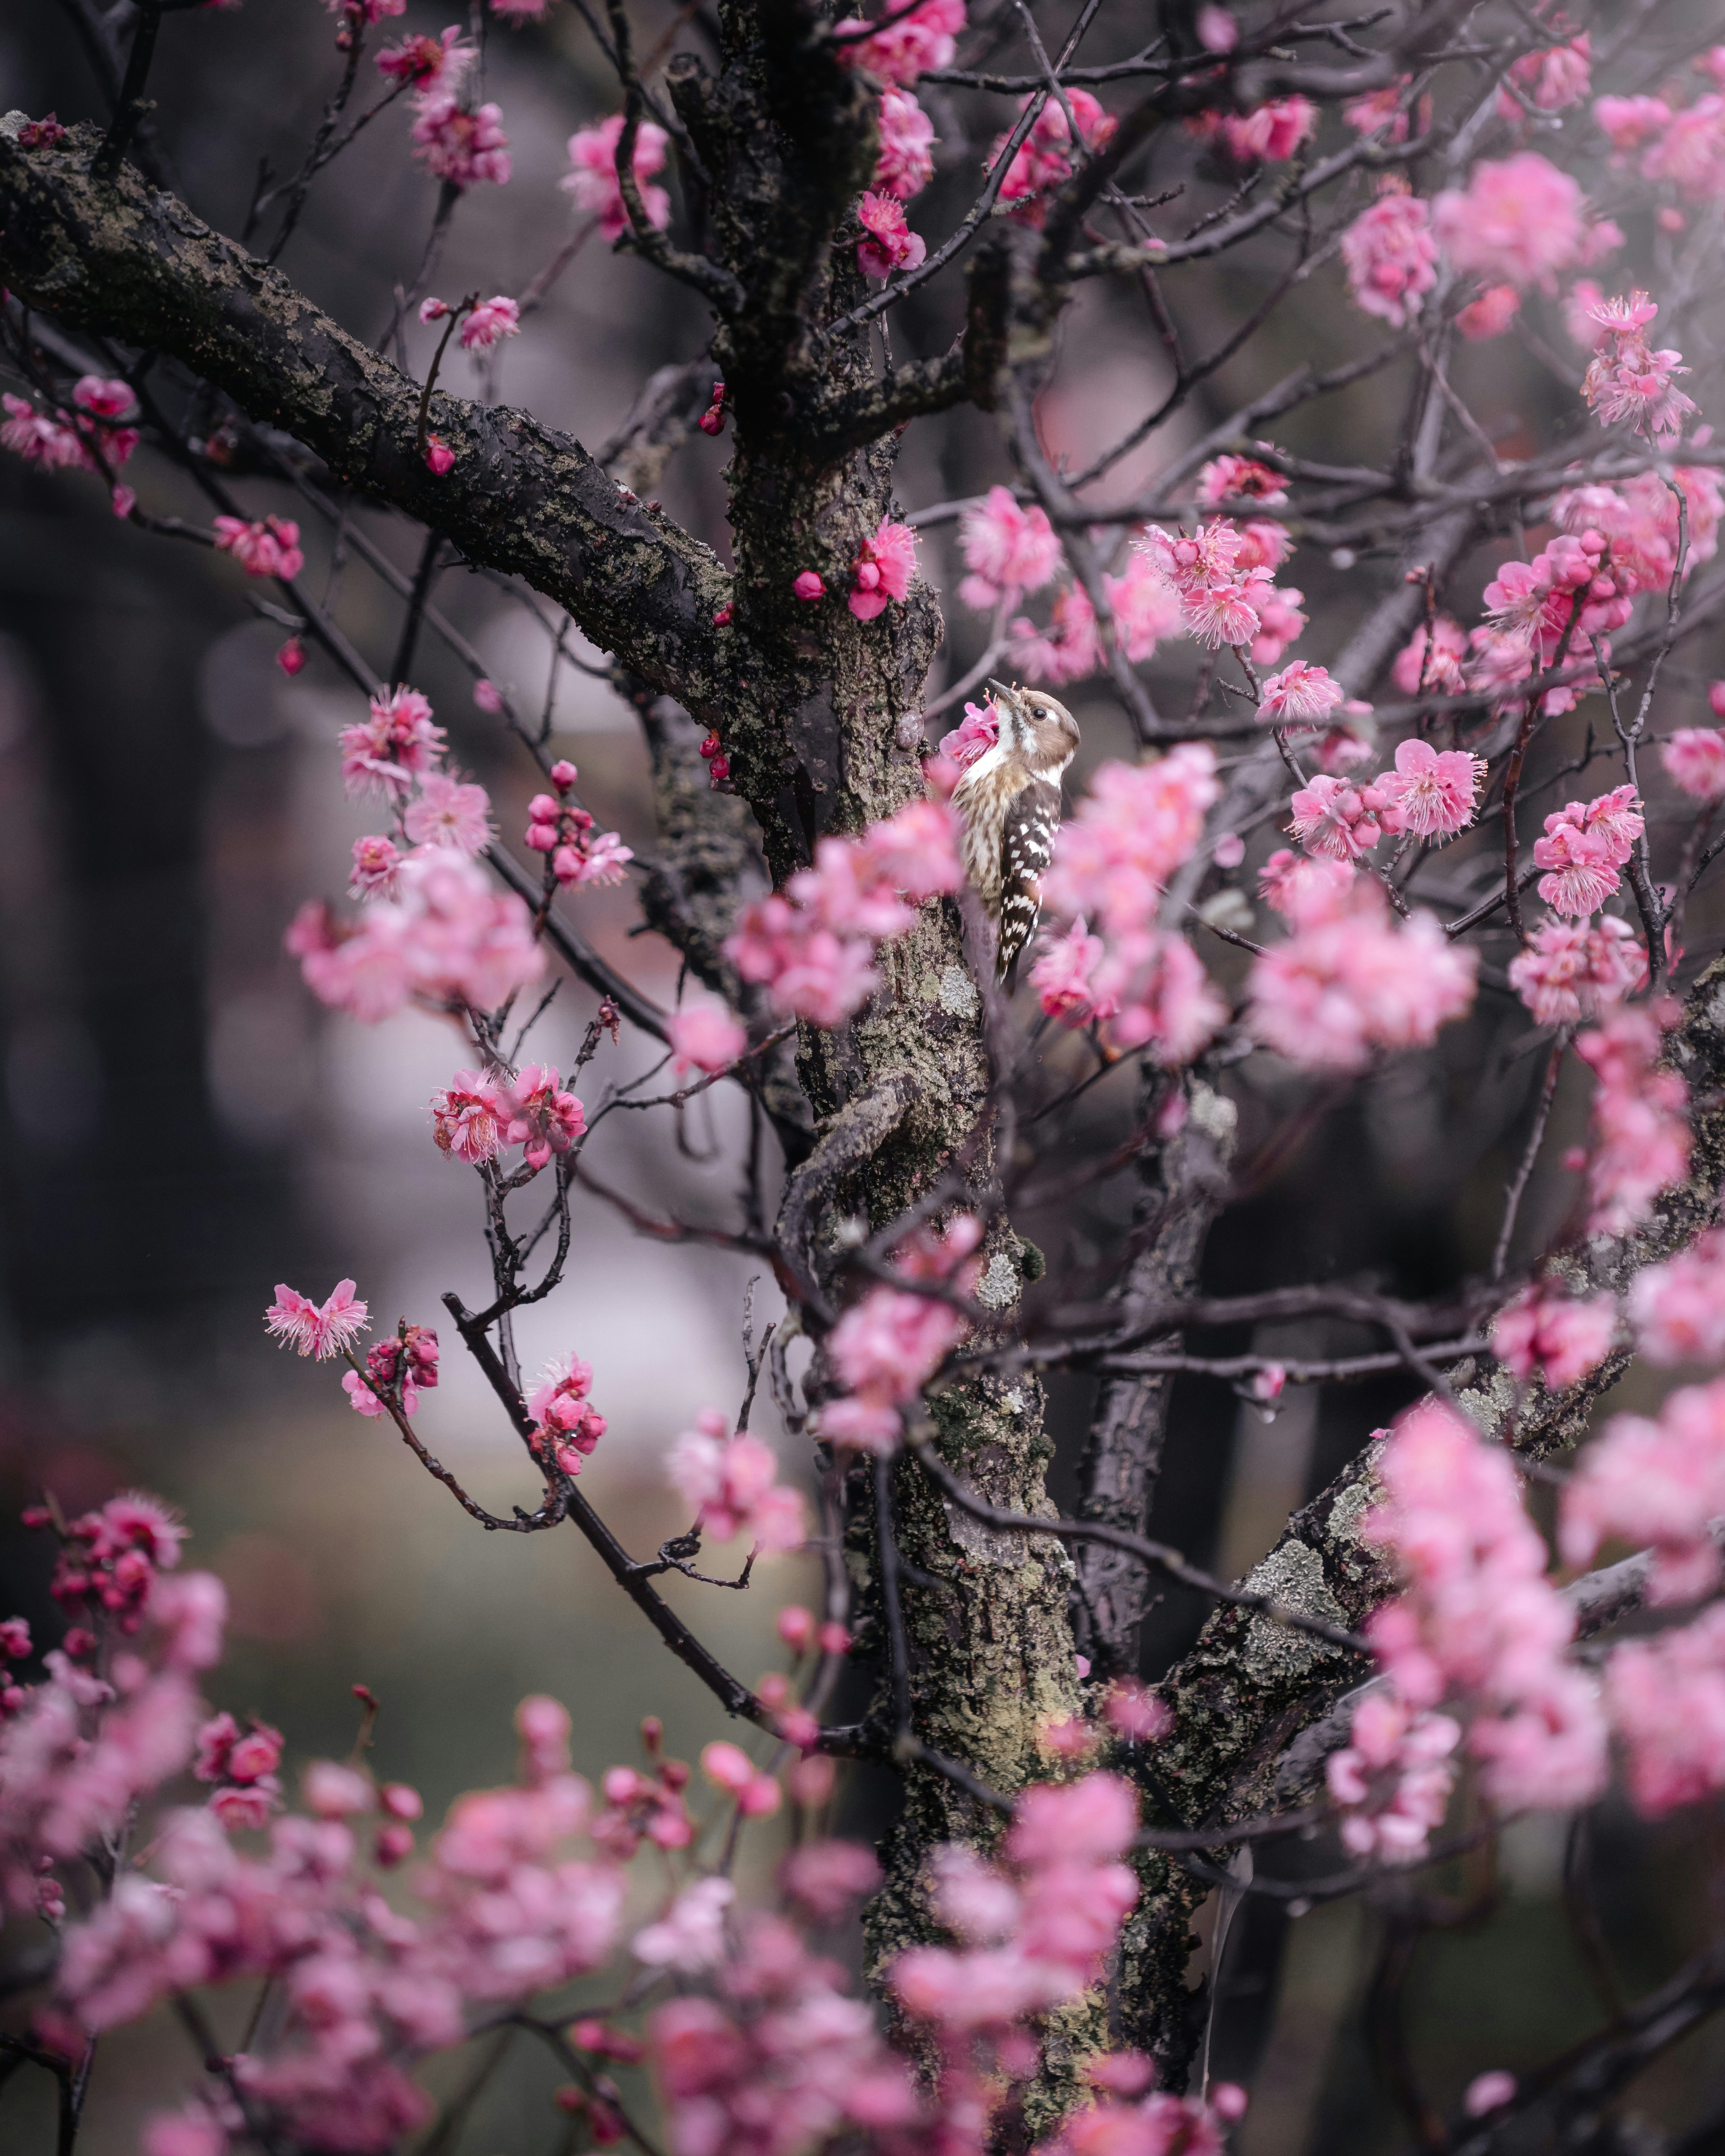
[988,680,1081,774]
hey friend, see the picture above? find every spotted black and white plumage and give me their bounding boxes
[951,680,1080,986]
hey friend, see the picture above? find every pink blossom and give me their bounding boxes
[424,432,456,475]
[403,773,493,854]
[633,1875,734,1971]
[1139,521,1273,650]
[1103,1681,1172,1742]
[1506,913,1642,1026]
[1104,551,1183,663]
[1458,283,1521,340]
[1260,660,1344,726]
[1531,787,1644,916]
[1008,579,1102,682]
[1099,931,1226,1066]
[1392,618,1468,696]
[1607,1605,1725,1816]
[833,0,966,86]
[504,1063,586,1171]
[1247,877,1477,1072]
[991,89,1117,227]
[668,1004,748,1076]
[1432,153,1586,291]
[491,0,549,16]
[1030,919,1114,1029]
[1246,584,1306,668]
[1575,1003,1690,1234]
[339,685,446,796]
[1287,774,1383,862]
[0,393,93,472]
[1043,745,1220,936]
[563,114,670,239]
[412,95,512,188]
[1663,727,1725,800]
[957,486,1061,606]
[666,1410,806,1551]
[874,86,935,199]
[1628,1228,1725,1366]
[1190,96,1317,166]
[1196,4,1236,50]
[849,517,918,619]
[1327,1692,1460,1863]
[1581,292,1697,442]
[1341,188,1438,327]
[1491,1281,1617,1391]
[213,514,304,581]
[1195,455,1287,510]
[822,1219,982,1449]
[142,2110,227,2156]
[1594,94,1671,155]
[1369,736,1483,839]
[349,834,402,899]
[473,677,504,713]
[936,698,999,769]
[264,1279,369,1360]
[1501,31,1590,115]
[1563,1376,1725,1605]
[430,1070,507,1164]
[793,570,826,601]
[459,295,520,350]
[377,27,473,90]
[526,1353,605,1474]
[1642,95,1725,200]
[855,191,925,279]
[73,375,136,421]
[782,1839,881,1920]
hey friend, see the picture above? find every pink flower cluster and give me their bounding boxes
[1,375,140,511]
[431,1063,585,1171]
[1663,695,1725,800]
[822,1215,983,1451]
[214,513,305,581]
[1433,151,1586,291]
[1507,913,1642,1026]
[992,88,1116,228]
[1363,1400,1607,1812]
[1597,83,1725,201]
[1139,520,1274,651]
[1552,467,1723,598]
[957,486,1062,611]
[1004,552,1185,684]
[667,1411,806,1551]
[1581,291,1697,442]
[265,1278,370,1361]
[411,81,511,188]
[525,757,634,888]
[1341,185,1438,327]
[1630,1227,1725,1366]
[1036,746,1226,1058]
[873,85,936,199]
[1491,1279,1617,1392]
[420,292,521,351]
[377,26,473,92]
[1500,28,1591,115]
[288,849,542,1023]
[1326,1692,1461,1863]
[563,114,671,238]
[340,685,447,797]
[1283,723,1483,863]
[1247,871,1477,1073]
[1563,1374,1725,1613]
[1606,1606,1725,1817]
[343,1321,441,1422]
[833,0,965,85]
[849,516,918,617]
[1482,530,1630,688]
[668,1002,749,1075]
[1575,1003,1690,1234]
[526,1352,607,1476]
[194,1711,286,1833]
[1530,786,1644,917]
[857,190,926,278]
[725,795,962,1026]
[1189,96,1316,166]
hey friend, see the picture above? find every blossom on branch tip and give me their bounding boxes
[412,95,512,188]
[832,0,965,87]
[855,191,925,279]
[264,1280,369,1360]
[873,86,935,200]
[459,295,521,350]
[1287,774,1383,862]
[667,1411,805,1551]
[527,1353,605,1475]
[1506,913,1641,1025]
[1369,737,1484,839]
[1531,786,1643,917]
[1663,726,1725,799]
[213,515,303,580]
[1189,96,1316,166]
[1341,187,1438,327]
[991,89,1116,226]
[378,27,473,90]
[340,685,446,797]
[1259,660,1344,726]
[563,115,670,239]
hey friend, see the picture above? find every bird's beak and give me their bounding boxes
[986,679,1022,714]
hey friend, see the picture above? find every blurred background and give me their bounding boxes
[3,2,1725,2150]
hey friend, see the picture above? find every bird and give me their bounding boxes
[951,679,1080,986]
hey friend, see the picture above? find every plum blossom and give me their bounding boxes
[411,95,512,188]
[1195,455,1287,509]
[1341,186,1438,326]
[339,685,446,797]
[1190,96,1316,166]
[1500,30,1591,116]
[458,295,520,350]
[1044,745,1219,932]
[634,1875,735,1971]
[1575,1003,1690,1234]
[1606,1607,1725,1816]
[213,514,304,580]
[264,1280,369,1360]
[526,1353,606,1475]
[1030,919,1116,1030]
[937,698,1000,769]
[430,1070,506,1164]
[523,771,634,890]
[344,1324,439,1423]
[873,87,935,199]
[668,1003,748,1076]
[1008,579,1103,684]
[849,517,917,618]
[1259,660,1344,726]
[991,89,1116,227]
[402,773,493,854]
[1392,618,1468,696]
[377,27,473,90]
[1562,1377,1725,1605]
[1582,292,1697,442]
[1433,152,1585,290]
[666,1411,806,1551]
[822,1217,983,1451]
[1506,913,1642,1026]
[1139,520,1272,650]
[503,1063,586,1171]
[1105,551,1183,663]
[563,114,671,239]
[1287,773,1383,863]
[957,486,1061,609]
[1369,737,1484,839]
[1491,1281,1618,1391]
[1628,1228,1725,1366]
[349,834,401,898]
[1327,1693,1461,1863]
[833,0,965,86]
[1663,726,1725,800]
[1457,283,1521,340]
[855,191,925,279]
[1531,786,1644,916]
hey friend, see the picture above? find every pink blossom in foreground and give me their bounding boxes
[1641,93,1725,200]
[832,0,965,86]
[1365,1400,1607,1811]
[562,114,670,239]
[1563,1376,1725,1605]
[936,698,999,769]
[957,486,1061,608]
[73,375,136,420]
[1552,467,1723,596]
[503,1063,586,1171]
[667,1410,805,1551]
[1260,660,1344,726]
[403,773,493,854]
[873,86,935,199]
[1190,96,1317,166]
[1432,152,1586,290]
[668,1004,748,1076]
[634,1874,736,1971]
[1582,291,1698,442]
[213,514,304,580]
[459,295,521,350]
[424,432,456,474]
[1341,187,1438,327]
[1139,520,1273,650]
[855,191,926,279]
[992,89,1116,227]
[1104,551,1184,663]
[1247,876,1477,1072]
[289,850,544,1021]
[1575,1003,1690,1235]
[1481,530,1629,673]
[1491,1281,1618,1391]
[411,94,512,188]
[524,781,635,890]
[1043,744,1220,936]
[1594,93,1672,155]
[793,569,826,601]
[1531,786,1644,916]
[1246,584,1306,668]
[1663,726,1725,800]
[1465,2073,1518,2119]
[1457,283,1521,340]
[339,684,446,796]
[1629,1228,1725,1366]
[1287,774,1384,863]
[1607,1606,1725,1816]
[264,1279,369,1360]
[1257,848,1354,918]
[1369,737,1484,839]
[1030,919,1115,1029]
[1507,913,1642,1026]
[1327,1692,1460,1864]
[849,517,917,618]
[822,1217,983,1451]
